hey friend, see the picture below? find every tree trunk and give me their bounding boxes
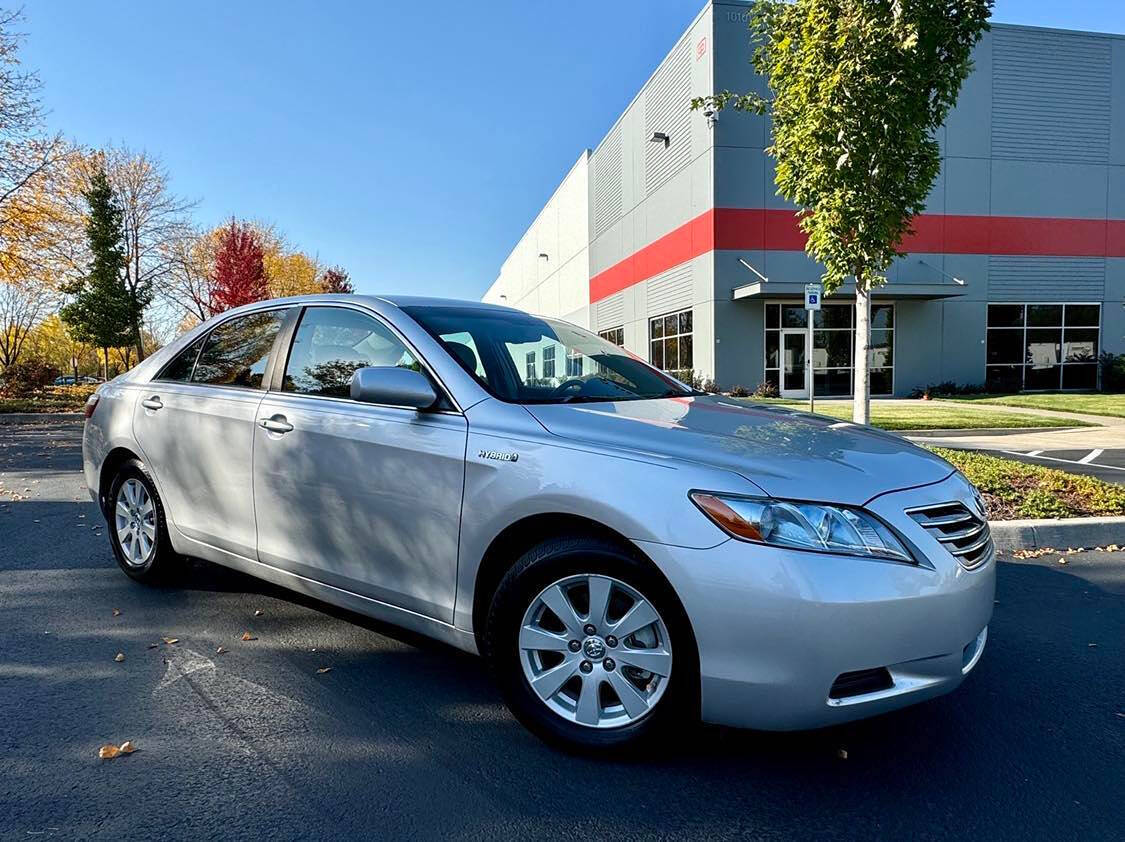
[101,347,109,381]
[853,282,871,425]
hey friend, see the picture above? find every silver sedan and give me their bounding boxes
[83,295,994,752]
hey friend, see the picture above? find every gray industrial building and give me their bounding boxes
[483,0,1125,397]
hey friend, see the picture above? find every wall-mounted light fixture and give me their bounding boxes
[917,258,966,285]
[538,252,549,261]
[499,294,507,301]
[702,109,717,129]
[738,257,769,283]
[649,131,670,147]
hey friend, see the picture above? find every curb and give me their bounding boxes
[989,516,1125,552]
[0,412,84,424]
[903,426,1086,438]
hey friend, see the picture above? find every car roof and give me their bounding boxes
[376,295,521,314]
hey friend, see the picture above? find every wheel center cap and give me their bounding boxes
[582,637,606,661]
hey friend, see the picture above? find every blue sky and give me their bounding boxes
[21,1,1125,301]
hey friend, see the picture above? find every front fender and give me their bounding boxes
[453,399,757,632]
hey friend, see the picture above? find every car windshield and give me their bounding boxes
[403,305,698,404]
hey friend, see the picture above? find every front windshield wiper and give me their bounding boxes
[557,394,621,404]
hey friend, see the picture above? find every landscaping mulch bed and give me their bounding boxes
[932,447,1125,520]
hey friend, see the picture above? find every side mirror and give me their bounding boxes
[349,366,439,411]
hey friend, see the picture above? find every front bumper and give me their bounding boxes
[636,472,995,731]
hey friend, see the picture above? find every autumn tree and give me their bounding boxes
[0,8,66,281]
[104,147,195,361]
[320,266,354,294]
[162,225,217,320]
[211,219,268,312]
[25,314,98,380]
[692,0,990,422]
[0,273,53,369]
[60,167,136,378]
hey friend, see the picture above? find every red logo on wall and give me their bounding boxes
[696,36,708,60]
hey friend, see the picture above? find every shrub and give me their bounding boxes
[729,384,751,398]
[910,380,989,399]
[0,361,60,397]
[1100,352,1125,393]
[752,381,780,398]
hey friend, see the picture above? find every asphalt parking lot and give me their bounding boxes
[1,418,1122,841]
[985,447,1125,485]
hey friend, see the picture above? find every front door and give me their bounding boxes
[252,304,468,623]
[780,329,809,399]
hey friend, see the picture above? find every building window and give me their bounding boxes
[598,326,624,346]
[565,349,583,377]
[763,302,893,396]
[986,303,1099,391]
[525,351,537,382]
[649,309,693,377]
[542,345,556,379]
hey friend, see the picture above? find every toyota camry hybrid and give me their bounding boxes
[83,294,994,752]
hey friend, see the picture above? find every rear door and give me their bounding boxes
[252,304,468,622]
[133,307,290,558]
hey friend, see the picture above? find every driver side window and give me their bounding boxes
[283,307,418,399]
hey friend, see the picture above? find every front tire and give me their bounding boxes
[485,536,696,753]
[106,459,178,584]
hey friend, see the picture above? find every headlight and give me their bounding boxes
[690,492,914,563]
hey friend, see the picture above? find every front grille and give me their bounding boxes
[829,667,894,699]
[907,501,992,569]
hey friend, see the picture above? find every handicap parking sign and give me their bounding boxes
[804,283,822,311]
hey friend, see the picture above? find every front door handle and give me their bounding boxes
[259,415,294,434]
[141,396,163,411]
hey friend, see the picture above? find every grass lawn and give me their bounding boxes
[0,384,97,414]
[932,447,1125,520]
[945,392,1125,419]
[742,398,1088,431]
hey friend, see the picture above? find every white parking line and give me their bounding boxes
[1077,449,1104,464]
[1000,450,1125,472]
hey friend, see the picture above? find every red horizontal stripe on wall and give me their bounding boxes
[589,209,714,302]
[589,208,1125,303]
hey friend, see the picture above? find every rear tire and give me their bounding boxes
[106,458,178,584]
[485,535,697,753]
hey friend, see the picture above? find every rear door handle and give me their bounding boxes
[141,396,163,411]
[259,415,294,434]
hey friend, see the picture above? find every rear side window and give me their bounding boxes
[282,306,418,398]
[157,336,205,382]
[191,310,286,388]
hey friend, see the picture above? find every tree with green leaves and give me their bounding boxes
[693,0,991,422]
[60,167,137,379]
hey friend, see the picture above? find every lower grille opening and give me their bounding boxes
[829,667,894,699]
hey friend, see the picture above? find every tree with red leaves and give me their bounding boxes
[319,266,354,294]
[211,219,268,312]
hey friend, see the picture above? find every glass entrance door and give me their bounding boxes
[780,330,808,398]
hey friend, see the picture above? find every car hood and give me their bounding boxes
[524,395,954,505]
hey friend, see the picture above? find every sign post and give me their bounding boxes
[803,283,822,414]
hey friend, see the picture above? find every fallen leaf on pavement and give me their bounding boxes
[240,632,257,641]
[216,646,227,655]
[254,609,264,617]
[147,643,159,649]
[114,653,125,662]
[98,744,120,759]
[317,667,331,674]
[837,748,848,760]
[118,741,136,754]
[162,637,178,645]
[112,608,121,617]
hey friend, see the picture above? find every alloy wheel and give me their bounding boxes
[518,573,672,729]
[115,478,157,567]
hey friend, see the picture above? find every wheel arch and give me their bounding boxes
[471,512,698,664]
[98,446,143,516]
